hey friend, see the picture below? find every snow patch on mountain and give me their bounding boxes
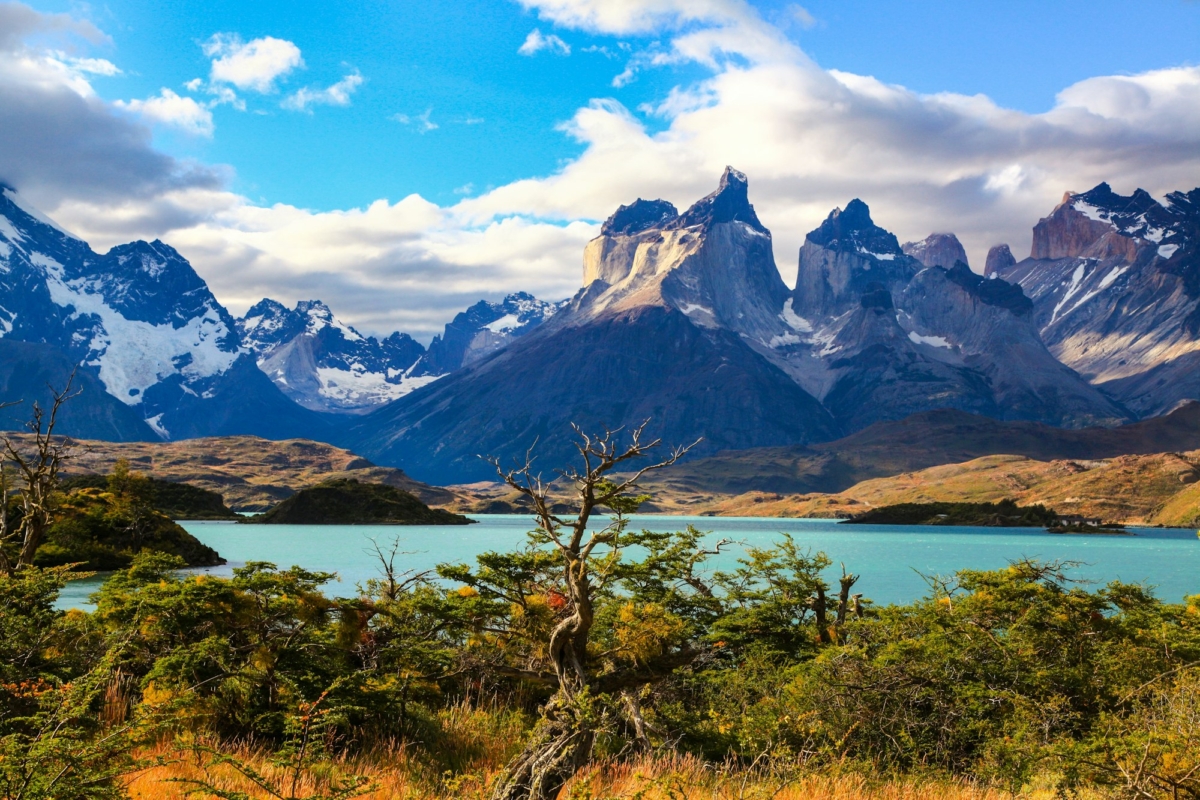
[40,254,239,403]
[908,331,951,349]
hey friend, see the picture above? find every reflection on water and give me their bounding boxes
[55,514,1200,611]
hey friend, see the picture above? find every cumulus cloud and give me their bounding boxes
[7,0,1200,342]
[283,70,363,111]
[115,88,215,136]
[203,33,303,93]
[518,29,571,56]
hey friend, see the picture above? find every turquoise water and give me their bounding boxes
[55,515,1200,610]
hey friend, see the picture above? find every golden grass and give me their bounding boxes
[124,701,1085,800]
[126,747,1082,800]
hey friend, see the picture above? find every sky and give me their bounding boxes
[3,0,1200,341]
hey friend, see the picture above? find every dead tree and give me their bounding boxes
[0,375,80,574]
[487,421,694,800]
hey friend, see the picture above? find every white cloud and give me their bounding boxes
[391,108,438,133]
[283,70,363,112]
[7,0,1200,342]
[115,88,215,136]
[518,29,571,56]
[203,33,303,93]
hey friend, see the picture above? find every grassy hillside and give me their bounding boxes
[694,451,1200,525]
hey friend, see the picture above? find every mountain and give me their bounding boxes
[987,182,1200,417]
[237,299,430,414]
[902,233,969,269]
[770,199,1126,431]
[340,169,1139,483]
[410,292,565,376]
[341,169,840,483]
[0,184,334,441]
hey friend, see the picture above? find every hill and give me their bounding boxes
[640,402,1200,502]
[61,473,238,520]
[46,435,460,511]
[26,488,223,570]
[249,479,473,525]
[687,449,1200,526]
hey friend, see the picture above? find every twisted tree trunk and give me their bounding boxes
[493,557,596,800]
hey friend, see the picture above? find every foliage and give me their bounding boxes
[1,429,1199,798]
[842,499,1058,527]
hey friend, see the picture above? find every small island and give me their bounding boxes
[841,499,1058,527]
[246,478,475,525]
[61,472,239,520]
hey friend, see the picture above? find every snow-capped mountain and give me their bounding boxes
[410,292,565,376]
[237,299,430,414]
[987,183,1200,416]
[0,184,333,441]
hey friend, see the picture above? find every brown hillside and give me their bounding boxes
[694,451,1200,525]
[34,435,461,511]
[644,402,1200,498]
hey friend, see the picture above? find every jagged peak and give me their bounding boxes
[245,297,292,318]
[297,299,334,317]
[601,198,678,236]
[805,198,902,258]
[667,166,767,233]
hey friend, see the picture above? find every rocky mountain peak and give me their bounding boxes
[985,244,1016,276]
[667,166,767,233]
[805,199,902,258]
[601,199,678,236]
[902,233,968,269]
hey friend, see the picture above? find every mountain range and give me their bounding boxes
[2,171,1198,485]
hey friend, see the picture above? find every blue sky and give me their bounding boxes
[23,0,1200,212]
[4,0,1200,338]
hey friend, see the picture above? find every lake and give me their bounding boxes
[55,515,1200,610]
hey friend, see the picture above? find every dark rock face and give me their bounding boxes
[902,233,969,270]
[990,182,1200,417]
[792,200,916,319]
[343,305,839,484]
[781,198,1125,431]
[665,166,767,233]
[601,199,679,236]
[943,261,1033,316]
[238,299,427,414]
[985,244,1016,276]
[412,292,563,375]
[0,340,158,441]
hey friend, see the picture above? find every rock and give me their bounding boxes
[902,233,969,269]
[601,198,678,235]
[988,182,1200,417]
[984,244,1016,276]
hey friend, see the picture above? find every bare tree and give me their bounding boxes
[0,374,80,574]
[487,421,695,800]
